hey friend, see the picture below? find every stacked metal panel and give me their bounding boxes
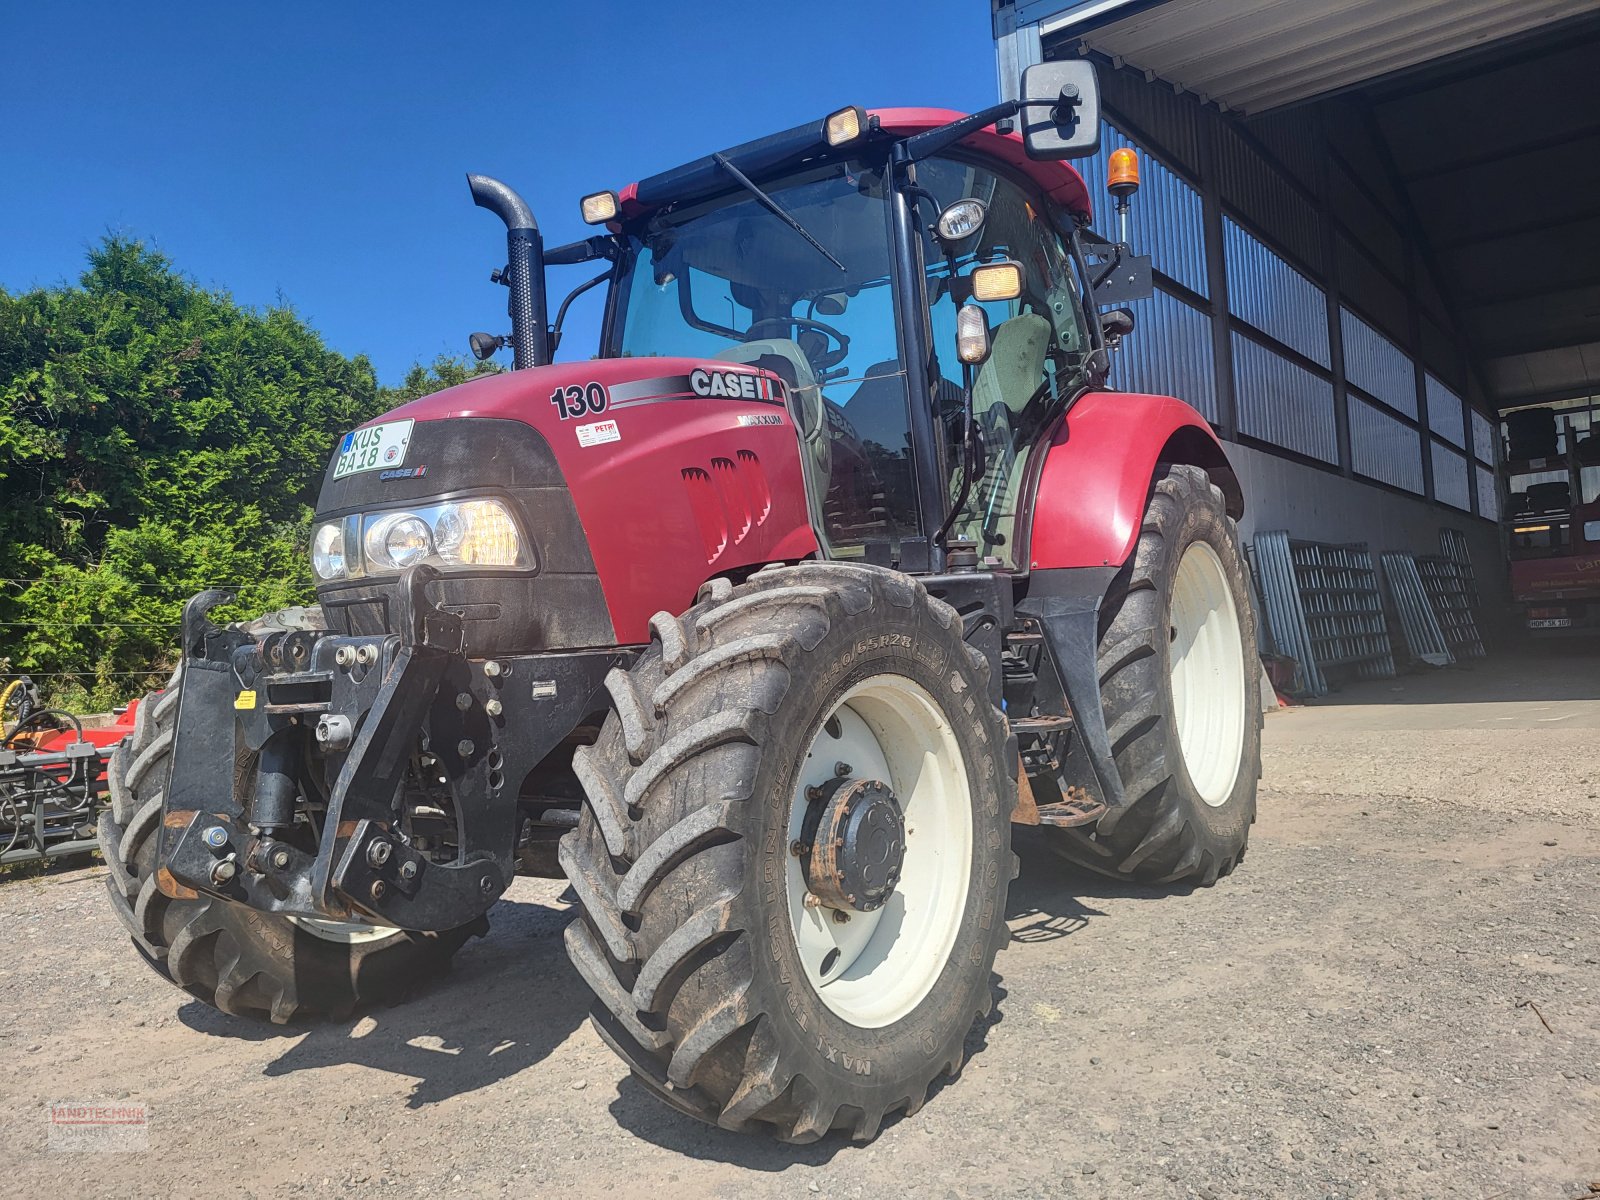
[1380,553,1454,667]
[1438,528,1480,609]
[1288,539,1396,682]
[1250,532,1395,697]
[1251,530,1327,695]
[1415,555,1485,658]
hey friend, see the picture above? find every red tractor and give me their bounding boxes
[100,62,1259,1141]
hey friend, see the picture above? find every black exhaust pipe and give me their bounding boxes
[467,174,548,369]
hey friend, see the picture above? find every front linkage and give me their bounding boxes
[156,565,627,932]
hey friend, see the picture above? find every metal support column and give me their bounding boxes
[1195,116,1237,441]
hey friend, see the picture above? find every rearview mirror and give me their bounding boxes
[1020,61,1101,161]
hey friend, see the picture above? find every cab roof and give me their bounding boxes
[615,106,1093,224]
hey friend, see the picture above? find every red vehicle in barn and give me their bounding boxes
[96,61,1261,1140]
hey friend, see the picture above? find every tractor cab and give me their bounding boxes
[597,121,1099,570]
[475,60,1126,576]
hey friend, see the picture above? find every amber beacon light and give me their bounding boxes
[1107,147,1140,245]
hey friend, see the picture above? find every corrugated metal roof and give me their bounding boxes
[1036,0,1598,114]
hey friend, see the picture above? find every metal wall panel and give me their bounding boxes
[1336,235,1410,345]
[1099,64,1202,174]
[1349,395,1425,493]
[1078,121,1209,297]
[1240,107,1321,192]
[1470,409,1496,465]
[1224,217,1330,367]
[1112,289,1217,420]
[1213,123,1324,272]
[1341,306,1418,418]
[1476,463,1499,520]
[1232,332,1338,463]
[1431,440,1471,510]
[1329,160,1406,267]
[1425,373,1465,447]
[1420,316,1464,390]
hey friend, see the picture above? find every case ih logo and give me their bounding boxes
[689,368,777,402]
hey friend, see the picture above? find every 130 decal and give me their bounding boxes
[551,382,609,420]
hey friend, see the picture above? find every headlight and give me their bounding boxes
[366,513,433,571]
[312,521,348,581]
[312,498,531,581]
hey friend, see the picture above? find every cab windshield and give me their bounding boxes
[609,156,920,556]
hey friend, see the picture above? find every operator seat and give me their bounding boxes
[953,312,1051,553]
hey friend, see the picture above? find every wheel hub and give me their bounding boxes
[799,777,905,913]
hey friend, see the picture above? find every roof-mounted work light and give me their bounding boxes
[580,191,619,225]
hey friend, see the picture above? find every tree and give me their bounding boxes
[0,237,495,709]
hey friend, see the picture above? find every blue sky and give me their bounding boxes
[1,2,998,384]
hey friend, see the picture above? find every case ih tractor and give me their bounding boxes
[99,62,1259,1141]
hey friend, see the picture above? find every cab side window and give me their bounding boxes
[919,158,1088,566]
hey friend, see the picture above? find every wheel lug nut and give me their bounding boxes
[834,761,852,777]
[483,661,504,678]
[831,909,850,924]
[790,839,805,857]
[803,893,823,909]
[485,698,503,717]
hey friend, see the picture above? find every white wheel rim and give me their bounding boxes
[785,675,972,1029]
[1168,540,1248,806]
[288,915,400,945]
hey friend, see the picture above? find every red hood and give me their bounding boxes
[374,358,773,426]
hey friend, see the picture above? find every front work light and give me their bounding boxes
[969,259,1024,303]
[936,198,988,244]
[580,190,619,224]
[824,106,865,146]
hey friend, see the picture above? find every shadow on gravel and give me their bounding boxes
[604,975,1009,1165]
[1002,830,1191,943]
[177,894,586,1107]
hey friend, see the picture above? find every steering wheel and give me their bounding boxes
[743,316,851,373]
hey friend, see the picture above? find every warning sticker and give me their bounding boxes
[234,689,257,710]
[576,419,621,447]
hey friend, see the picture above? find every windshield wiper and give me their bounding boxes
[712,152,847,274]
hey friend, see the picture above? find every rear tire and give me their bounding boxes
[1046,464,1260,885]
[562,564,1014,1141]
[99,643,480,1022]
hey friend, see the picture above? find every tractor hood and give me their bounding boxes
[313,357,817,651]
[375,357,789,428]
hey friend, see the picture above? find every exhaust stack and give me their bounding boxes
[467,174,548,369]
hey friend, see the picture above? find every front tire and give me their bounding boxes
[562,564,1013,1141]
[1046,464,1261,885]
[98,650,480,1022]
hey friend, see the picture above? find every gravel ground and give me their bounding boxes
[2,651,1597,1198]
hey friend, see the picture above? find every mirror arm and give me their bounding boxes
[899,100,1021,165]
[548,267,613,357]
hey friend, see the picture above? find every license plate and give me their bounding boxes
[333,420,414,480]
[1528,618,1572,629]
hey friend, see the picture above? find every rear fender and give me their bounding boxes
[1027,391,1242,571]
